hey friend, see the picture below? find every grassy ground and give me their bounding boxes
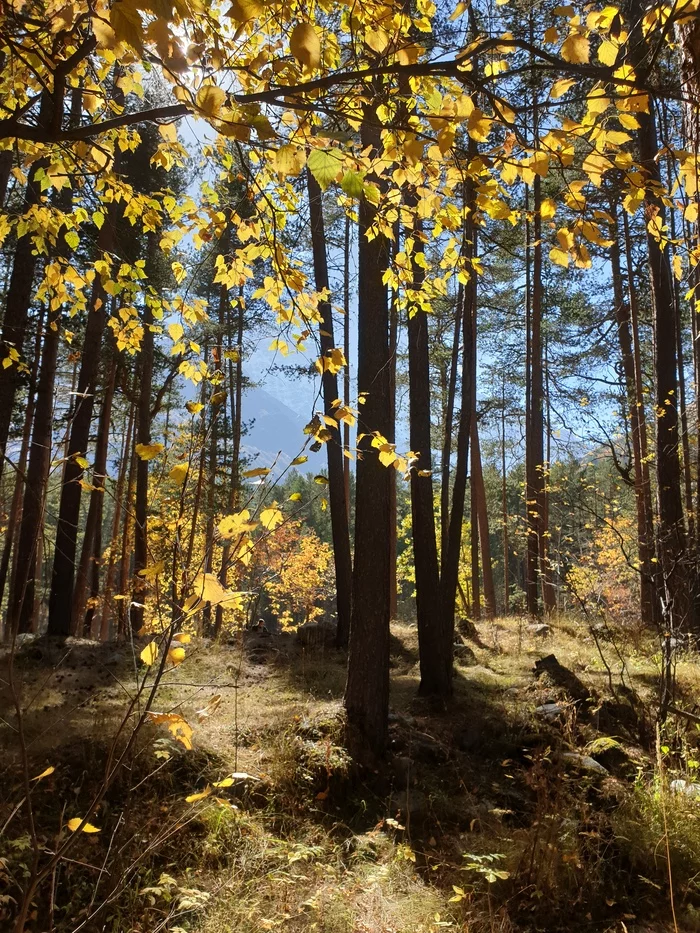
[2,617,700,932]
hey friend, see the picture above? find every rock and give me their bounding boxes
[392,789,429,820]
[670,779,700,798]
[533,654,592,705]
[529,623,551,637]
[454,642,477,665]
[561,752,609,775]
[296,621,337,648]
[536,702,565,722]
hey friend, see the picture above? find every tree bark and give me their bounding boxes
[72,352,117,635]
[471,417,496,618]
[9,312,60,635]
[306,169,353,648]
[407,214,447,695]
[344,104,392,757]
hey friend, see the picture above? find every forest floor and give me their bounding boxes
[2,617,700,933]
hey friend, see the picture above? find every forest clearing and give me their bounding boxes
[4,619,700,933]
[4,0,700,929]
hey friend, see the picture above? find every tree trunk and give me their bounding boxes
[9,313,60,635]
[99,394,135,641]
[72,353,117,634]
[344,105,392,757]
[501,378,510,615]
[526,171,546,617]
[610,206,658,625]
[306,169,353,648]
[471,418,496,618]
[0,95,52,485]
[0,308,44,626]
[440,178,476,683]
[407,214,447,695]
[625,0,692,628]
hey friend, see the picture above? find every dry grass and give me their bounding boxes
[1,616,698,932]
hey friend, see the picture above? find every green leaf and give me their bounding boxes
[307,148,343,191]
[340,170,364,198]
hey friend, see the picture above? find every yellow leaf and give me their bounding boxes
[213,777,234,787]
[289,492,302,501]
[449,1,469,20]
[541,198,557,219]
[196,84,226,118]
[260,506,283,530]
[173,632,191,644]
[32,766,55,782]
[242,466,271,478]
[186,788,212,803]
[67,818,101,833]
[139,560,164,580]
[168,322,184,342]
[365,27,389,53]
[550,77,576,99]
[290,22,321,71]
[549,246,570,267]
[196,695,222,720]
[561,33,590,64]
[135,443,164,461]
[685,202,699,224]
[290,455,308,466]
[190,573,243,608]
[226,0,263,21]
[169,463,189,485]
[598,39,618,66]
[186,401,204,414]
[168,646,186,666]
[314,475,329,485]
[92,16,117,48]
[140,642,158,666]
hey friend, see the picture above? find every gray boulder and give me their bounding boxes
[296,621,337,648]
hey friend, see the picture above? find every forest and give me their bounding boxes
[2,0,700,930]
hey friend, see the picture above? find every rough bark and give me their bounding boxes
[306,169,353,649]
[344,104,392,757]
[407,214,448,696]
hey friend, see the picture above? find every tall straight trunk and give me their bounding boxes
[388,281,398,623]
[621,209,658,622]
[542,340,556,610]
[627,0,692,627]
[470,475,481,620]
[440,178,476,678]
[306,170,353,647]
[526,164,551,615]
[99,394,135,641]
[48,225,120,637]
[0,308,44,622]
[501,379,510,614]
[117,449,137,639]
[441,287,463,556]
[524,181,537,615]
[9,313,60,635]
[343,216,352,520]
[0,95,52,485]
[677,15,700,563]
[345,104,392,756]
[407,214,447,695]
[471,418,496,618]
[72,353,117,634]
[610,208,657,625]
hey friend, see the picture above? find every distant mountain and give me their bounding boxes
[241,386,324,474]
